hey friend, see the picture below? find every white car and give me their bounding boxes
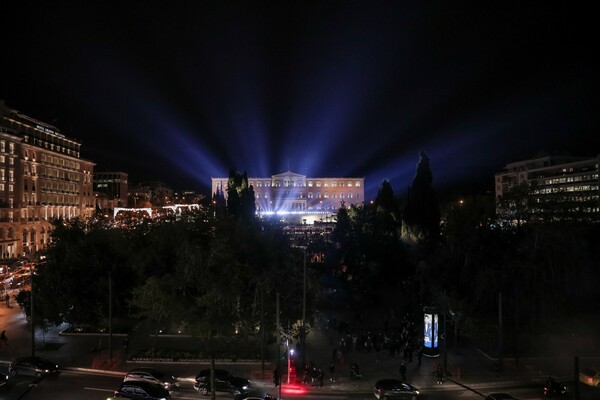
[124,367,177,390]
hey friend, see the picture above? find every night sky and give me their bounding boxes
[1,2,598,200]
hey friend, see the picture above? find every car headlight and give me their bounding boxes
[243,385,249,390]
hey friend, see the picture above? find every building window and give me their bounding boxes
[348,181,353,187]
[308,181,313,187]
[316,181,321,187]
[339,181,345,187]
[9,184,13,193]
[0,141,4,153]
[355,181,361,187]
[9,143,14,154]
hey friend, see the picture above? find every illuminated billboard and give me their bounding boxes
[423,307,439,356]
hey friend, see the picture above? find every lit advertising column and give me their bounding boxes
[423,306,439,357]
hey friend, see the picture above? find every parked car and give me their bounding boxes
[484,394,519,400]
[234,390,277,400]
[8,356,59,377]
[124,367,177,390]
[374,379,420,399]
[115,380,171,400]
[579,368,600,387]
[194,368,250,395]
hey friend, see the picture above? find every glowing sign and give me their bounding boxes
[423,312,438,349]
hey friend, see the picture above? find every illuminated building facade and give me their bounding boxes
[212,171,365,222]
[495,154,600,220]
[0,100,95,258]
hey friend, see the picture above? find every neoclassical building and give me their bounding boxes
[0,100,95,259]
[212,171,365,222]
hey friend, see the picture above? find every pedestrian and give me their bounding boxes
[311,366,318,386]
[436,363,444,384]
[4,292,9,307]
[0,330,7,347]
[317,368,324,387]
[329,362,335,382]
[399,361,407,381]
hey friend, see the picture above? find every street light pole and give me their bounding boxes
[30,266,35,357]
[302,247,306,370]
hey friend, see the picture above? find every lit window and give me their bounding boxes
[355,181,361,187]
[348,182,353,187]
[340,181,345,187]
[308,181,313,187]
[332,182,337,187]
[316,181,321,187]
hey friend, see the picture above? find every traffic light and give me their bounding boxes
[272,368,280,387]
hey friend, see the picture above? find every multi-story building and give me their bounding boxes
[211,171,365,223]
[93,171,128,211]
[0,100,95,258]
[495,154,600,221]
[128,181,173,207]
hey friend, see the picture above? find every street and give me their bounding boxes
[1,368,599,400]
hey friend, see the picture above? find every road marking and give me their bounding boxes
[84,387,113,392]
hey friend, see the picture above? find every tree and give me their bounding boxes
[33,219,134,328]
[401,151,440,247]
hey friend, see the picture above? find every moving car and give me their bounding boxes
[115,380,171,400]
[194,368,250,395]
[234,390,278,400]
[374,379,420,399]
[124,367,177,390]
[484,394,519,400]
[8,356,59,377]
[579,368,600,387]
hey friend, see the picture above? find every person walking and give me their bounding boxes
[0,330,7,347]
[329,362,335,382]
[436,363,444,384]
[4,292,9,307]
[399,361,407,381]
[317,368,324,387]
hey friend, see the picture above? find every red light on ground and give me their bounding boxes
[281,383,308,395]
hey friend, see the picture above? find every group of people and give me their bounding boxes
[302,363,325,387]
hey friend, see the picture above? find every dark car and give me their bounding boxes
[194,368,251,395]
[124,367,177,390]
[8,356,59,377]
[234,390,277,400]
[374,379,420,400]
[0,373,7,387]
[115,380,171,400]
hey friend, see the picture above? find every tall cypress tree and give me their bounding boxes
[401,151,440,246]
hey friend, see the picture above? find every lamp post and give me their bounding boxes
[301,246,307,370]
[30,265,35,357]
